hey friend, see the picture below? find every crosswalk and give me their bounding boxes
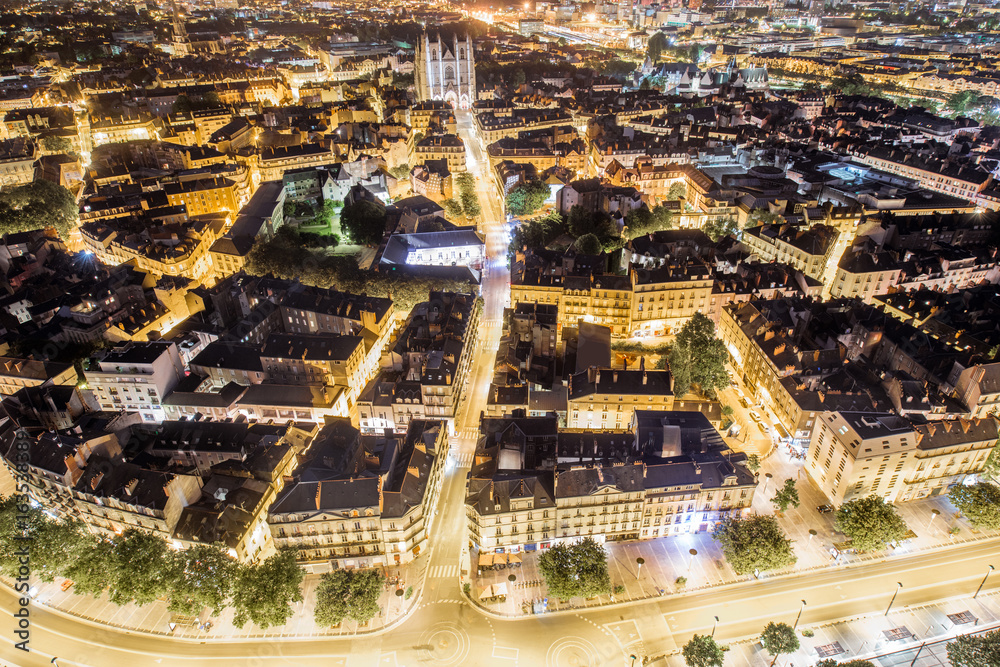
[451,452,475,467]
[453,427,480,441]
[428,564,460,579]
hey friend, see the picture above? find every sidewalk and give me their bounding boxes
[470,445,1000,617]
[652,590,1000,666]
[8,554,430,639]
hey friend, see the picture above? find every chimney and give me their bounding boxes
[596,369,601,384]
[613,371,619,382]
[643,372,648,385]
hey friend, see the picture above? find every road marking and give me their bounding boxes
[429,564,460,578]
[493,646,519,660]
[378,652,398,666]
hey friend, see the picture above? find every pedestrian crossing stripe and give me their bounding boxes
[428,564,460,579]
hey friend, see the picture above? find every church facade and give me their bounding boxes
[415,34,477,110]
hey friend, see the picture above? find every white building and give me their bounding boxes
[84,341,185,422]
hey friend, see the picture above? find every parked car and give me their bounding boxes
[749,410,763,423]
[817,504,835,514]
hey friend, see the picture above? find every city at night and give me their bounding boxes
[0,0,999,664]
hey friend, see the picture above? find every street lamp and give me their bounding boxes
[629,655,637,667]
[885,582,903,616]
[688,548,698,572]
[793,599,807,629]
[928,508,940,529]
[808,529,818,542]
[762,472,773,492]
[711,615,719,638]
[636,557,645,578]
[974,564,994,600]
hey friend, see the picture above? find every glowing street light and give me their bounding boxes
[974,564,994,600]
[884,582,903,616]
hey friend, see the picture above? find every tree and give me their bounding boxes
[949,482,1000,530]
[682,634,728,667]
[702,216,738,242]
[339,199,387,245]
[648,32,668,63]
[760,622,800,661]
[460,189,482,218]
[506,180,549,217]
[0,179,79,239]
[747,208,781,226]
[771,478,800,513]
[314,568,383,627]
[0,496,93,583]
[834,495,909,552]
[745,454,761,474]
[538,537,611,600]
[169,543,236,616]
[815,660,876,667]
[41,135,73,154]
[63,536,115,599]
[624,206,673,238]
[946,629,1000,667]
[230,548,304,629]
[713,514,796,575]
[668,182,687,200]
[388,163,411,179]
[945,90,979,117]
[575,233,603,255]
[669,312,729,398]
[443,198,464,218]
[105,529,178,607]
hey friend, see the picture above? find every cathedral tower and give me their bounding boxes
[414,33,476,110]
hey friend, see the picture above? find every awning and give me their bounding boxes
[507,553,522,564]
[478,553,494,567]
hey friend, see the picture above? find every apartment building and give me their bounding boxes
[806,411,998,505]
[268,419,447,570]
[830,249,902,302]
[413,134,466,174]
[258,143,338,182]
[566,369,674,430]
[511,272,632,340]
[630,260,714,338]
[357,292,480,433]
[163,176,239,216]
[260,332,367,404]
[742,223,840,284]
[465,411,757,555]
[0,357,76,397]
[84,341,186,422]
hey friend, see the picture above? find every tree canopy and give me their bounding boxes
[538,537,611,600]
[647,32,668,63]
[339,199,387,245]
[506,180,550,217]
[834,495,909,552]
[624,205,673,238]
[815,660,876,667]
[230,548,304,629]
[702,216,738,242]
[314,568,383,627]
[760,622,800,658]
[669,312,729,398]
[575,233,603,255]
[682,634,728,667]
[169,543,237,616]
[713,514,796,575]
[949,482,1000,530]
[0,179,78,239]
[771,478,801,513]
[946,629,1000,667]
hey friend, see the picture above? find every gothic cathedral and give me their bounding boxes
[415,34,477,110]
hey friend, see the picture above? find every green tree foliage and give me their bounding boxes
[713,514,796,575]
[834,495,909,552]
[388,163,411,180]
[314,568,384,627]
[745,454,761,474]
[682,634,728,667]
[760,622,800,658]
[41,135,73,154]
[0,180,79,239]
[815,660,876,667]
[538,537,612,600]
[340,200,387,245]
[230,548,304,629]
[624,205,673,238]
[747,208,781,226]
[668,182,687,200]
[771,478,801,513]
[460,189,482,218]
[105,529,177,606]
[647,32,668,63]
[567,205,618,240]
[669,312,729,398]
[506,180,550,217]
[575,233,603,255]
[949,482,1000,530]
[946,629,1000,667]
[443,198,464,218]
[702,216,738,242]
[0,496,93,583]
[169,543,237,616]
[63,536,115,598]
[509,211,569,260]
[945,90,979,117]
